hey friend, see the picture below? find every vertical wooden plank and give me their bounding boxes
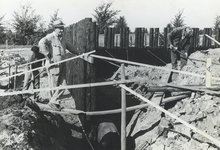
[135,28,138,48]
[206,58,212,88]
[140,28,145,48]
[163,28,168,49]
[96,26,100,49]
[209,28,212,47]
[138,28,141,48]
[8,64,11,89]
[203,28,207,48]
[154,28,159,49]
[111,28,115,49]
[149,28,154,49]
[217,28,220,47]
[104,27,108,49]
[85,20,96,122]
[14,65,17,90]
[125,27,129,49]
[195,28,199,48]
[191,28,195,49]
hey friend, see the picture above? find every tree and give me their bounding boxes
[93,1,120,33]
[12,3,42,45]
[47,9,61,33]
[213,15,220,35]
[115,16,129,33]
[172,9,185,28]
[0,15,6,44]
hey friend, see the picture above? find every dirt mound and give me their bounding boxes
[0,94,89,150]
[124,48,220,149]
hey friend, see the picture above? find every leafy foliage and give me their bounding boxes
[213,15,220,35]
[93,1,120,33]
[172,9,185,28]
[0,15,6,44]
[47,9,61,33]
[12,3,42,45]
[115,16,129,33]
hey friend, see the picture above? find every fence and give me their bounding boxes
[98,27,220,50]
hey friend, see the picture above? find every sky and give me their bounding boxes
[0,0,220,32]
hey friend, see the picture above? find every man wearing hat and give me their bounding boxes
[39,19,80,110]
[168,26,193,71]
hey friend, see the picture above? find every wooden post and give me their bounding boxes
[154,28,159,49]
[140,28,145,48]
[135,28,139,48]
[65,18,96,126]
[149,28,154,49]
[206,58,212,88]
[120,64,126,150]
[163,28,168,49]
[14,65,17,90]
[217,28,220,47]
[8,64,11,89]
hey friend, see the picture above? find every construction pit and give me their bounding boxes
[0,48,220,150]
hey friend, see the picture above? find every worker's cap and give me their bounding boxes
[31,46,39,53]
[184,27,193,36]
[53,20,65,28]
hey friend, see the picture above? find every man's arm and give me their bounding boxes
[38,34,53,60]
[65,41,80,55]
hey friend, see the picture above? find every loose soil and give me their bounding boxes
[0,48,220,150]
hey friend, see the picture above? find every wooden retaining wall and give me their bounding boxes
[64,18,97,123]
[63,18,220,122]
[99,27,220,50]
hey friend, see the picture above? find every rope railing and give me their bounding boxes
[0,50,96,81]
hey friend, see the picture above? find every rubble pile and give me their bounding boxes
[125,48,220,150]
[0,95,79,150]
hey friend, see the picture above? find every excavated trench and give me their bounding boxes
[1,48,220,149]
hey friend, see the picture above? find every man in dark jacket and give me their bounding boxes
[167,26,193,70]
[23,46,45,101]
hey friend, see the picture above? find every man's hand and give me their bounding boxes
[169,44,177,51]
[185,52,188,58]
[44,59,51,69]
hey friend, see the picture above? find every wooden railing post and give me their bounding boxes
[120,64,126,150]
[14,65,17,90]
[8,64,11,89]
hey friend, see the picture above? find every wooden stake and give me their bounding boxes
[121,64,126,150]
[119,84,220,148]
[8,64,11,89]
[206,58,212,88]
[14,65,17,90]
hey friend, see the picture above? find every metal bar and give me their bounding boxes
[119,84,220,148]
[19,58,46,68]
[0,50,96,81]
[121,64,126,150]
[205,34,220,46]
[2,76,220,96]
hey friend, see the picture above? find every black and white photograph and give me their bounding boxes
[0,0,220,149]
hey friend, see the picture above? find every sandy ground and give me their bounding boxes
[0,48,220,149]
